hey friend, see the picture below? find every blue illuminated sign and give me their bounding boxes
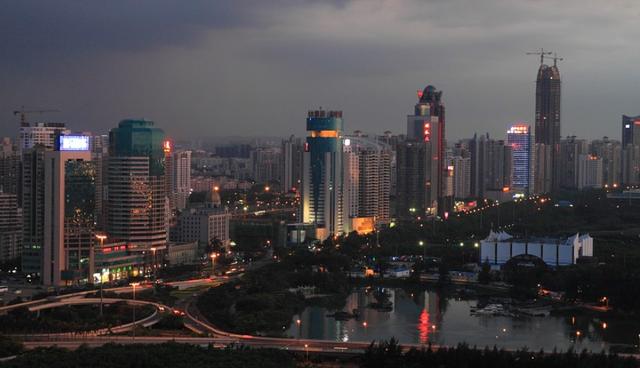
[59,135,90,151]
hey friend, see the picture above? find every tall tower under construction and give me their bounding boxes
[530,50,562,192]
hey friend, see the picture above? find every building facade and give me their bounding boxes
[107,120,167,252]
[0,192,21,262]
[507,124,535,195]
[480,230,593,267]
[301,110,348,239]
[405,85,446,215]
[343,135,392,225]
[43,135,95,286]
[534,59,562,192]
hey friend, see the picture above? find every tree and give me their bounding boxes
[478,260,491,284]
[437,261,450,286]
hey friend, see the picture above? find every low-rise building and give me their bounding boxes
[166,241,199,266]
[480,230,593,267]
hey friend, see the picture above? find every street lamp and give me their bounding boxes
[296,318,301,339]
[95,234,107,317]
[150,247,157,281]
[418,241,426,259]
[210,253,217,278]
[304,343,309,361]
[130,282,140,341]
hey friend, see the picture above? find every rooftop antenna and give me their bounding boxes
[526,48,552,65]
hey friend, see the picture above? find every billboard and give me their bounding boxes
[59,135,89,151]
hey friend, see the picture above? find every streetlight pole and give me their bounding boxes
[210,253,217,278]
[95,234,107,317]
[130,282,139,341]
[150,247,157,281]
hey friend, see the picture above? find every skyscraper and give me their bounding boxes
[343,134,392,225]
[622,115,640,147]
[172,149,192,210]
[533,54,562,191]
[402,85,446,215]
[301,110,348,240]
[558,137,588,190]
[507,124,535,195]
[43,135,95,286]
[469,133,512,197]
[590,137,621,187]
[18,122,69,154]
[21,145,47,276]
[577,154,603,189]
[282,135,304,192]
[107,120,167,253]
[0,191,21,262]
[0,138,19,196]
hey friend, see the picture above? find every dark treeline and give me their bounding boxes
[362,339,638,368]
[0,342,295,368]
[0,340,637,368]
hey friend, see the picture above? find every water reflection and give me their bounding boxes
[287,287,637,352]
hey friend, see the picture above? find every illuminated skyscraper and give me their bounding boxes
[107,120,167,253]
[507,124,535,195]
[43,135,95,286]
[301,110,348,239]
[401,85,446,216]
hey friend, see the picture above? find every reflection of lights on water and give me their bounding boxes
[418,309,430,344]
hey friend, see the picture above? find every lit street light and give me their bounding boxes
[210,253,217,278]
[130,282,140,341]
[95,234,107,317]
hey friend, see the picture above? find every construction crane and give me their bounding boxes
[544,52,563,67]
[13,107,60,126]
[526,48,552,65]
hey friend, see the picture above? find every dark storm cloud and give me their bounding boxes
[1,0,639,140]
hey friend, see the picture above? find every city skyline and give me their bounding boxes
[2,1,640,141]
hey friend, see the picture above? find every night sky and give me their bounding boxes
[1,1,639,141]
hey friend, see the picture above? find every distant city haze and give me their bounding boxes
[1,1,639,140]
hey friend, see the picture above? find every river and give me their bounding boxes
[287,287,639,352]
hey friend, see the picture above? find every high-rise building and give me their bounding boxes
[18,123,69,154]
[90,134,109,230]
[21,145,48,275]
[622,115,640,147]
[621,145,640,186]
[282,136,304,192]
[558,137,588,190]
[469,134,512,197]
[107,120,167,253]
[251,146,283,185]
[534,143,552,193]
[403,85,446,215]
[590,137,621,187]
[396,141,430,217]
[0,138,20,196]
[507,124,535,195]
[343,135,392,224]
[533,56,561,191]
[172,150,192,210]
[577,154,603,189]
[451,156,471,199]
[43,135,95,286]
[0,192,21,262]
[301,110,348,239]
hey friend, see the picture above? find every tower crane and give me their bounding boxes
[544,53,563,67]
[526,48,552,65]
[13,107,60,126]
